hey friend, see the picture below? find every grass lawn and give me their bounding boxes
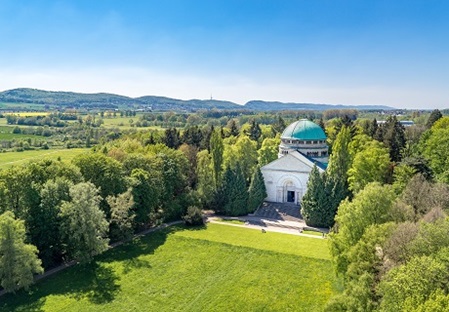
[0,223,342,312]
[0,148,89,169]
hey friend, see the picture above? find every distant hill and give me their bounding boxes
[245,100,394,111]
[0,88,395,111]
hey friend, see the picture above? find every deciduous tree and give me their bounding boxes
[60,182,109,262]
[0,211,43,292]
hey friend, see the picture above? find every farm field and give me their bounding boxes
[0,148,89,169]
[0,223,342,312]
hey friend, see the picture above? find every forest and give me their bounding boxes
[1,107,448,312]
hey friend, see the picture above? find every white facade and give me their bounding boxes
[261,151,325,205]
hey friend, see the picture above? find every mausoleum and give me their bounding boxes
[261,119,328,205]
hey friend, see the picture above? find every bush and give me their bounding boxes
[183,206,204,226]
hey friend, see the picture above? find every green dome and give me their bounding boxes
[281,119,326,140]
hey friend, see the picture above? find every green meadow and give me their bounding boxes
[1,223,342,312]
[0,148,89,169]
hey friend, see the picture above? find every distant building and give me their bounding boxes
[377,120,414,127]
[261,119,328,205]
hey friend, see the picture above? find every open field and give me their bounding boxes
[4,112,50,117]
[0,223,342,312]
[0,148,89,169]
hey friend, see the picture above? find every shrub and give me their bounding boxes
[183,206,204,226]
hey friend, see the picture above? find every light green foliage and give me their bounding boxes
[60,182,109,262]
[107,189,135,241]
[326,223,396,311]
[328,126,352,179]
[348,140,390,193]
[422,127,449,183]
[72,153,126,214]
[392,164,417,194]
[0,211,43,292]
[379,251,449,312]
[330,183,396,274]
[408,290,449,312]
[247,166,267,213]
[257,137,279,166]
[210,129,224,188]
[196,150,215,207]
[0,224,341,311]
[224,136,258,182]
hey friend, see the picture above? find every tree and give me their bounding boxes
[246,119,262,142]
[258,137,279,166]
[27,178,72,268]
[379,251,448,312]
[60,182,109,262]
[183,206,204,226]
[421,127,449,182]
[227,119,240,137]
[224,136,258,183]
[348,141,390,193]
[301,166,331,227]
[382,115,406,162]
[210,129,224,188]
[196,150,215,208]
[330,183,396,274]
[327,125,352,203]
[222,164,249,216]
[247,166,267,213]
[72,153,126,216]
[107,189,135,241]
[129,169,160,228]
[426,109,443,129]
[272,115,286,134]
[163,127,180,149]
[0,211,43,292]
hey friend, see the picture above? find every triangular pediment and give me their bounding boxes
[261,151,323,173]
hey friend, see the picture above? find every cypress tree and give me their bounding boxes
[229,119,239,137]
[210,130,224,189]
[301,165,330,227]
[247,166,267,213]
[426,109,442,129]
[383,115,406,162]
[223,164,249,216]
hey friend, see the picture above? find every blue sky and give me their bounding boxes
[0,0,448,108]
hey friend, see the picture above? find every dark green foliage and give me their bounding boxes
[272,115,286,134]
[130,169,160,228]
[382,115,406,162]
[247,119,262,142]
[181,125,203,147]
[222,164,249,216]
[183,206,204,226]
[27,178,72,268]
[163,127,181,149]
[301,166,333,227]
[247,166,267,213]
[228,119,240,136]
[426,109,443,129]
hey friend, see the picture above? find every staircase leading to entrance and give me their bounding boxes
[253,202,302,222]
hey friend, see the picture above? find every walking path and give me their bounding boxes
[0,220,182,297]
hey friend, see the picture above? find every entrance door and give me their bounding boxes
[287,191,295,203]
